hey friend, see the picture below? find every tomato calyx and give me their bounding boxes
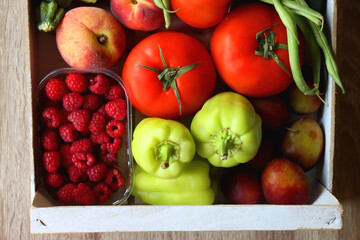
[138,44,199,116]
[255,25,291,76]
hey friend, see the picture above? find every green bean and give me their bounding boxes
[283,11,313,94]
[272,0,300,44]
[293,13,321,87]
[291,9,323,30]
[260,0,324,30]
[295,0,345,93]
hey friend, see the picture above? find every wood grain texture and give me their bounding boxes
[0,0,359,239]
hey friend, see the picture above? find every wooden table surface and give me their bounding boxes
[1,0,359,239]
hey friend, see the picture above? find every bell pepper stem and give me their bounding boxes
[210,128,241,161]
[155,140,179,169]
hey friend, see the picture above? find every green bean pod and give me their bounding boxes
[260,0,324,29]
[284,9,313,94]
[272,0,300,45]
[293,14,321,87]
[295,0,345,93]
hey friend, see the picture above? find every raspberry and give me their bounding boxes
[63,92,84,112]
[105,85,125,101]
[43,151,61,173]
[57,183,76,204]
[106,120,125,138]
[89,112,106,133]
[45,78,69,101]
[45,172,65,189]
[68,110,90,132]
[89,74,110,95]
[72,152,95,170]
[72,153,88,170]
[93,183,111,202]
[100,143,108,151]
[65,73,89,93]
[100,151,118,166]
[83,93,101,112]
[70,138,93,153]
[41,129,60,151]
[73,183,95,205]
[68,164,88,183]
[90,131,110,145]
[42,107,63,128]
[59,123,79,142]
[59,144,73,168]
[105,138,122,154]
[87,162,107,182]
[105,99,127,121]
[86,153,95,167]
[104,168,124,191]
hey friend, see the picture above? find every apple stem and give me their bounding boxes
[98,34,108,44]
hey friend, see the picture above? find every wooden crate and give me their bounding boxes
[27,0,343,233]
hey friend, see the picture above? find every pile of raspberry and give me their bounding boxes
[39,72,128,205]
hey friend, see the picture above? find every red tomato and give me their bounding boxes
[211,3,305,97]
[122,31,216,119]
[171,0,231,28]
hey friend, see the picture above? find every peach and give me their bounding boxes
[262,158,310,205]
[110,0,164,31]
[251,95,291,130]
[56,7,126,69]
[221,167,264,204]
[287,83,322,115]
[282,117,324,171]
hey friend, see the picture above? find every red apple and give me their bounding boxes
[282,118,324,171]
[56,7,126,69]
[261,158,310,205]
[221,168,264,204]
[110,0,164,31]
[251,96,291,130]
[287,83,322,115]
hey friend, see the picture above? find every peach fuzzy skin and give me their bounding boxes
[110,0,164,31]
[56,7,126,68]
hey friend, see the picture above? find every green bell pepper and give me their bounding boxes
[190,92,262,168]
[132,117,196,179]
[132,156,215,205]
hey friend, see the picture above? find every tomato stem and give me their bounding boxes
[255,25,291,76]
[138,44,199,115]
[154,0,179,29]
